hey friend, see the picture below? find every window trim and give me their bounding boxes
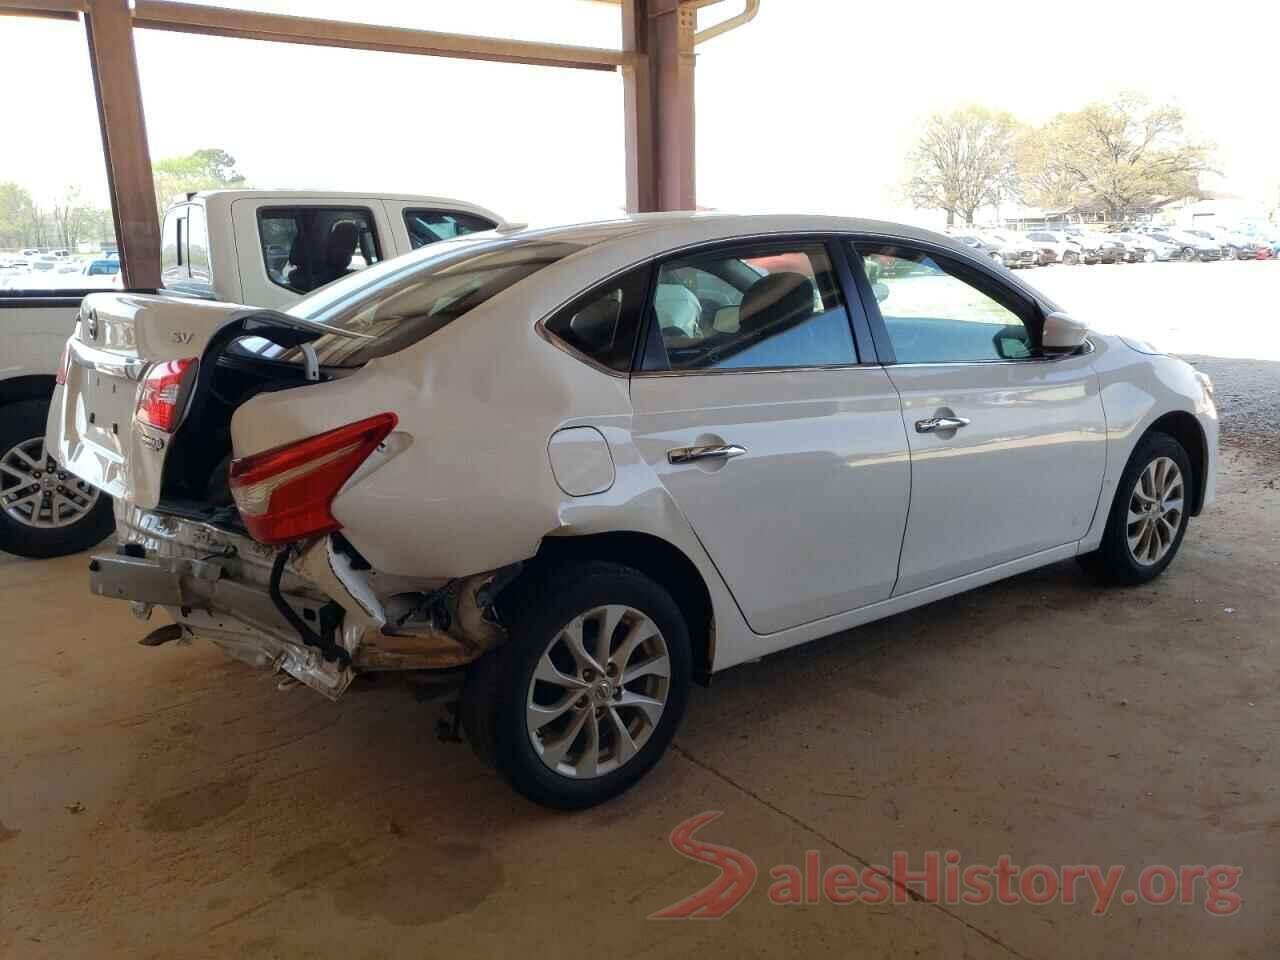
[847,236,1076,367]
[631,234,874,377]
[255,205,383,295]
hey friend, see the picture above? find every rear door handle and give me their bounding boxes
[667,443,747,465]
[915,416,970,433]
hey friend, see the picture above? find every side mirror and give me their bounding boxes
[872,281,890,303]
[1042,311,1088,353]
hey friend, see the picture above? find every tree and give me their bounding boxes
[51,186,96,252]
[152,147,248,214]
[0,182,38,248]
[904,105,1022,226]
[1018,94,1212,220]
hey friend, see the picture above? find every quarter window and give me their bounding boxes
[403,209,497,249]
[851,242,1036,363]
[257,207,382,294]
[641,243,856,371]
[544,267,650,373]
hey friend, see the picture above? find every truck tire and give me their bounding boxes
[461,561,691,809]
[0,398,114,558]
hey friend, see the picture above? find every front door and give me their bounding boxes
[629,239,911,635]
[850,240,1108,595]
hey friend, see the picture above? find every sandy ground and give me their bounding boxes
[2,268,1279,958]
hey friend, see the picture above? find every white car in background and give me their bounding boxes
[48,214,1217,809]
[1024,230,1083,265]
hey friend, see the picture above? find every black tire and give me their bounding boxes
[1063,251,1079,265]
[1182,247,1197,262]
[1078,432,1192,586]
[462,561,692,810]
[0,398,114,558]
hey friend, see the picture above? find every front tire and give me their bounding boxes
[462,561,692,809]
[1182,247,1197,262]
[0,398,114,558]
[1080,432,1192,586]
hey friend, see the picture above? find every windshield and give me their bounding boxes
[239,236,586,368]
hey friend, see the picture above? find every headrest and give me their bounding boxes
[738,271,815,337]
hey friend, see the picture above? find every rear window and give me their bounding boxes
[234,238,582,368]
[403,208,497,248]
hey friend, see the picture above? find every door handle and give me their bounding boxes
[667,443,747,465]
[914,416,970,434]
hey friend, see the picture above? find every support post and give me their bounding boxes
[622,0,695,212]
[83,0,160,288]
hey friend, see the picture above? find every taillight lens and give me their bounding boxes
[55,343,71,386]
[136,357,198,432]
[228,413,397,546]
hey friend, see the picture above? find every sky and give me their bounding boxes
[2,0,1278,230]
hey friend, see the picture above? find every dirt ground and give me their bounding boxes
[2,360,1278,958]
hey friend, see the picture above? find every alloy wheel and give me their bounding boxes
[1126,456,1184,566]
[525,604,671,779]
[0,436,99,529]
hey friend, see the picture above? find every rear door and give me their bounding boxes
[231,197,394,309]
[848,239,1107,594]
[629,238,910,635]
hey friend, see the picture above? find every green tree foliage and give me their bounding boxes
[905,105,1022,226]
[1017,94,1213,219]
[0,182,40,248]
[152,147,248,214]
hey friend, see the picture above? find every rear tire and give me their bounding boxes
[462,561,691,809]
[0,398,114,558]
[1078,432,1192,586]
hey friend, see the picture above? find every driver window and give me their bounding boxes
[851,242,1035,363]
[642,243,855,371]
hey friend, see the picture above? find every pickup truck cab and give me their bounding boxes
[0,189,502,558]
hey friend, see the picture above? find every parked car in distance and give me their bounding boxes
[1025,231,1083,265]
[1114,232,1177,262]
[985,231,1040,268]
[949,232,1002,262]
[0,189,503,560]
[1146,229,1222,262]
[48,213,1218,809]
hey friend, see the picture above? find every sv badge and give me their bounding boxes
[172,331,194,344]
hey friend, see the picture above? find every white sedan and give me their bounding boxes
[47,214,1217,808]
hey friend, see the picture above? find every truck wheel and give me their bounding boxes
[0,398,114,558]
[1078,432,1192,586]
[461,561,691,809]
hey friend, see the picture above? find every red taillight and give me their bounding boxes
[136,357,198,432]
[55,344,71,386]
[227,413,397,546]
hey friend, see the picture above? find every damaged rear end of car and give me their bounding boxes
[48,249,534,699]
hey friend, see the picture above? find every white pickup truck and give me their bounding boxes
[0,190,501,558]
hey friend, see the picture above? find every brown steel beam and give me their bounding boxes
[84,0,161,288]
[0,0,84,20]
[621,0,695,212]
[131,1,635,72]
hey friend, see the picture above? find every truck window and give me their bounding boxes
[187,204,211,284]
[257,206,382,294]
[160,207,187,285]
[403,209,497,249]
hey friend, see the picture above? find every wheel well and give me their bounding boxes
[0,375,55,408]
[522,531,715,684]
[1146,411,1207,515]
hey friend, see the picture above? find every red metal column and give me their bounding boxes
[83,0,161,288]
